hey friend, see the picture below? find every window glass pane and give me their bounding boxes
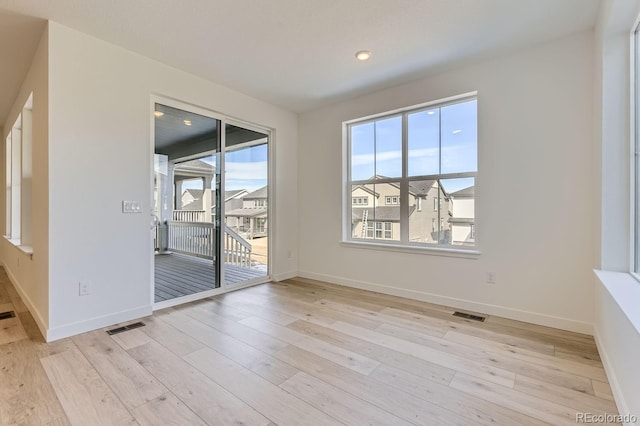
[636,25,640,273]
[408,108,440,176]
[351,183,374,240]
[441,99,477,174]
[350,122,375,181]
[442,177,475,246]
[407,179,441,244]
[375,116,402,178]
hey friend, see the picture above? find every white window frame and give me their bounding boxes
[385,196,399,205]
[342,92,479,255]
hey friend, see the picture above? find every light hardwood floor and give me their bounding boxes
[0,269,620,425]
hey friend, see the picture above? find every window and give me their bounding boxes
[632,25,640,273]
[385,196,399,205]
[254,199,267,207]
[346,94,477,249]
[5,93,33,249]
[352,196,368,205]
[363,221,393,239]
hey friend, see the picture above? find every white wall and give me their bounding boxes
[46,22,298,340]
[0,24,49,336]
[298,31,595,333]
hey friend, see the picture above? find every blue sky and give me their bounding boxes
[351,99,477,193]
[181,143,268,193]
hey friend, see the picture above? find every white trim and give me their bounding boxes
[153,276,272,311]
[46,305,153,342]
[594,270,640,334]
[271,270,297,282]
[340,240,480,259]
[593,330,632,424]
[1,261,48,340]
[297,270,593,335]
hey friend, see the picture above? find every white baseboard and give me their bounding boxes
[1,262,49,340]
[593,330,632,424]
[271,270,297,282]
[46,305,153,342]
[298,270,594,335]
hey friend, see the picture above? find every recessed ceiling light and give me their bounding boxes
[154,111,164,117]
[355,50,372,61]
[452,129,462,134]
[184,120,192,126]
[427,111,436,115]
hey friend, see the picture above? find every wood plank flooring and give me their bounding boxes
[154,252,265,302]
[0,269,620,425]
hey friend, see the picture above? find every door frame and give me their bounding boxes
[149,95,273,309]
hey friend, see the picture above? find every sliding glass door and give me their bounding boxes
[152,102,269,304]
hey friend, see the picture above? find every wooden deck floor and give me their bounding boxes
[0,270,620,425]
[155,252,265,302]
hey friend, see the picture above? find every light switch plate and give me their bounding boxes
[122,201,142,213]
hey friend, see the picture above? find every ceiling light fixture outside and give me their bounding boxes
[355,50,372,61]
[184,119,192,126]
[154,111,164,117]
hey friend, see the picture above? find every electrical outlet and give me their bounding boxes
[287,250,292,259]
[486,272,496,284]
[79,281,91,296]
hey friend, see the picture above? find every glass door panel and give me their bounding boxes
[223,123,269,285]
[153,103,221,303]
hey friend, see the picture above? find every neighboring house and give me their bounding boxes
[177,188,250,224]
[351,176,452,244]
[449,186,475,246]
[225,185,268,239]
[181,189,204,210]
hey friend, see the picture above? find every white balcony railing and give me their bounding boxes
[166,221,252,268]
[173,210,207,222]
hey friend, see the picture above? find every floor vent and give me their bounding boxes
[453,311,486,322]
[106,322,146,335]
[0,311,16,320]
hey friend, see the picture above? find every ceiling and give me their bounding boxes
[0,0,601,125]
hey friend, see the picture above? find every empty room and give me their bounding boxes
[0,0,638,424]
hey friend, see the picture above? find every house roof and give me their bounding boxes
[450,186,475,198]
[352,206,415,222]
[243,186,268,200]
[181,200,202,211]
[225,189,248,200]
[184,189,204,199]
[174,159,214,175]
[225,207,267,218]
[408,180,437,197]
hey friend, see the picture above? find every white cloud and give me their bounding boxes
[225,161,268,181]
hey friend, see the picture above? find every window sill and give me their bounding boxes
[340,240,480,258]
[3,236,33,258]
[594,270,640,335]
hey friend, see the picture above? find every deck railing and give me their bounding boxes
[166,221,251,267]
[173,210,207,222]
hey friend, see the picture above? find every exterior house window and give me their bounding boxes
[385,196,399,205]
[352,196,368,205]
[254,199,267,207]
[346,94,477,249]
